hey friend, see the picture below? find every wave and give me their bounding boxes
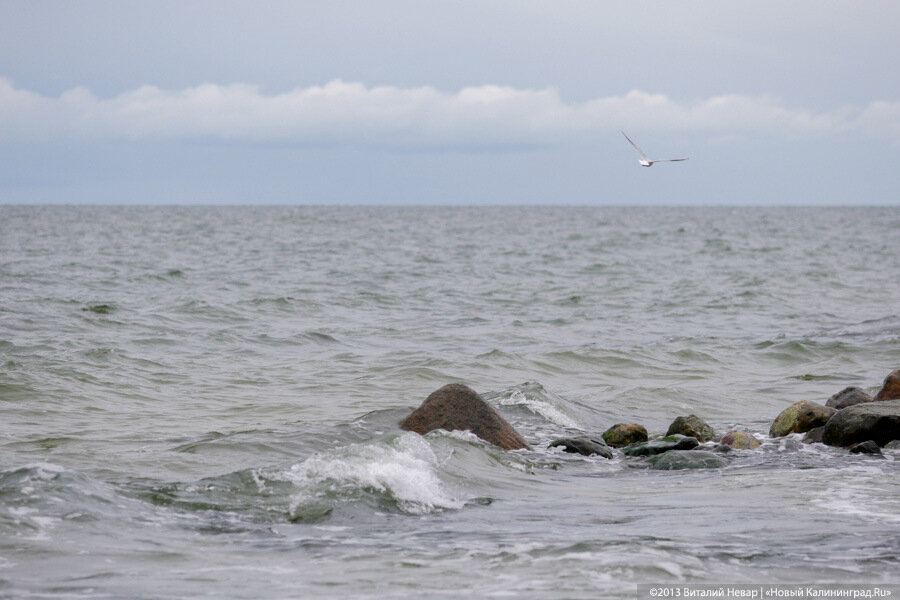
[279,432,465,519]
[490,381,581,430]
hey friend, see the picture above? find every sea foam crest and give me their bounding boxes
[285,432,463,515]
[499,388,580,429]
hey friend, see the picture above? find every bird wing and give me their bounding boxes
[621,131,649,161]
[652,158,689,163]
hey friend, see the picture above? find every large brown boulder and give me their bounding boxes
[874,369,900,402]
[821,399,900,448]
[826,386,873,410]
[400,383,529,450]
[769,400,836,437]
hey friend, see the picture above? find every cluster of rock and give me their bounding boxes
[769,369,900,455]
[400,370,900,466]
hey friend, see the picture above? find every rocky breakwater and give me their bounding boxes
[401,383,529,450]
[772,369,900,451]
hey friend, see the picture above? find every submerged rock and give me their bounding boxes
[821,399,900,448]
[602,423,648,448]
[802,426,826,444]
[549,437,613,459]
[400,383,529,450]
[769,400,836,437]
[847,440,883,456]
[720,430,761,449]
[874,369,900,402]
[826,386,873,410]
[647,450,726,470]
[666,415,716,443]
[621,435,699,457]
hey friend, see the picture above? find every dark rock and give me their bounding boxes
[549,437,613,459]
[802,426,826,444]
[720,430,761,449]
[712,444,733,453]
[621,435,699,457]
[874,369,900,402]
[400,383,529,450]
[826,386,873,410]
[647,450,727,470]
[769,400,836,437]
[602,423,648,448]
[821,399,900,448]
[666,415,716,443]
[847,440,883,456]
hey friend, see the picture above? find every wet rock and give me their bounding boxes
[601,423,648,448]
[719,430,761,449]
[874,369,900,402]
[549,437,613,459]
[769,400,836,437]
[621,435,699,457]
[400,383,529,450]
[802,426,826,444]
[666,415,716,443]
[712,444,733,453]
[884,440,900,450]
[647,450,726,470]
[847,440,883,456]
[826,386,873,410]
[821,399,900,448]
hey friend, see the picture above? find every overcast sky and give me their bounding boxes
[2,1,899,205]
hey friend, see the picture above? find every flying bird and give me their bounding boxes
[621,131,688,167]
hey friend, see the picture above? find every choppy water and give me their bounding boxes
[1,206,899,599]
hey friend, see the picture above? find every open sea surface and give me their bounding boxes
[1,205,899,599]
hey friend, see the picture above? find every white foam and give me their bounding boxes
[812,466,900,524]
[435,429,485,445]
[284,433,463,515]
[499,389,580,429]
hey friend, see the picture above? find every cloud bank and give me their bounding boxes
[2,78,898,147]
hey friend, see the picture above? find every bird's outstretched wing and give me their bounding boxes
[654,158,689,163]
[621,131,648,161]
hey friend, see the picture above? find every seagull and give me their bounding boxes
[621,131,688,167]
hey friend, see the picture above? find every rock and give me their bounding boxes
[821,399,900,448]
[884,440,900,450]
[400,383,529,450]
[621,435,699,457]
[802,426,826,444]
[665,415,716,443]
[874,369,900,402]
[647,450,727,470]
[549,437,613,459]
[769,400,836,437]
[847,440,883,456]
[602,423,648,448]
[826,386,873,410]
[720,430,761,449]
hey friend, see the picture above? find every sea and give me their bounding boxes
[1,205,899,599]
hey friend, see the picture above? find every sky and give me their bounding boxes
[1,1,899,205]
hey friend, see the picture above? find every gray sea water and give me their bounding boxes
[1,205,899,599]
